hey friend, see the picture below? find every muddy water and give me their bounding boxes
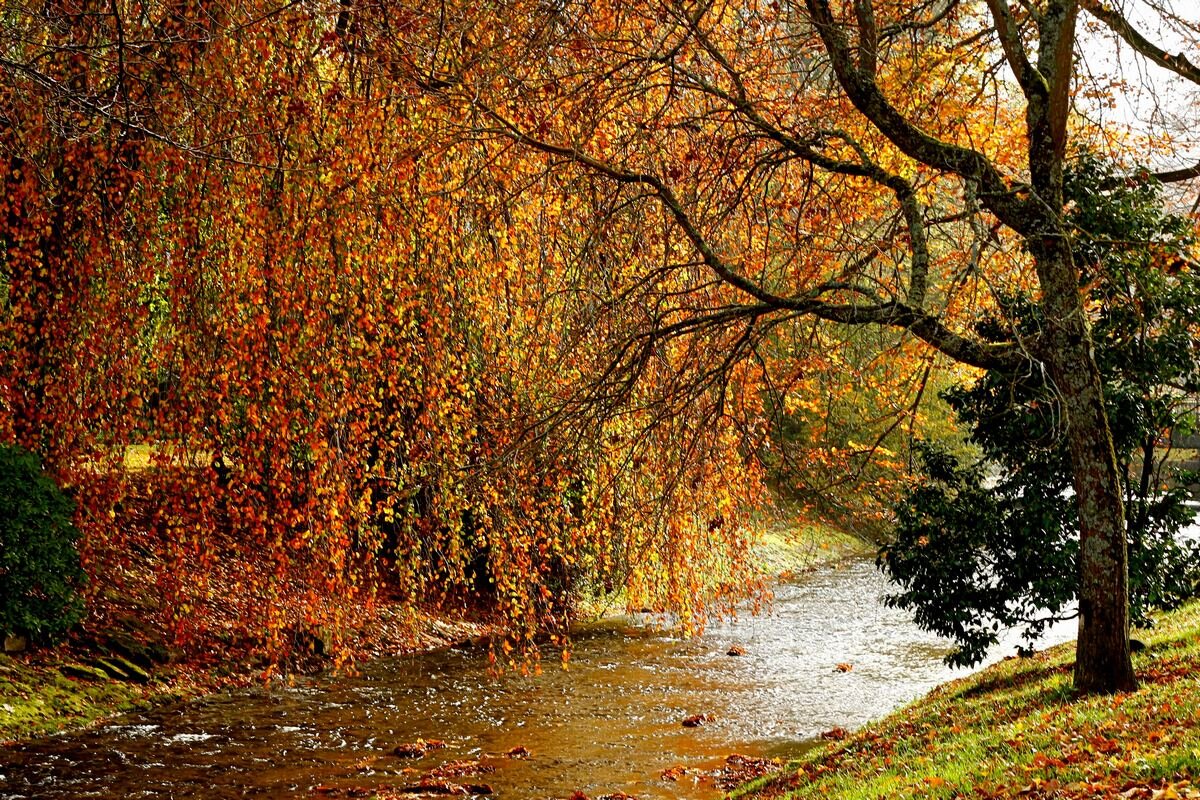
[0,559,1073,800]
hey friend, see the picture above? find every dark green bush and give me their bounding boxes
[0,444,86,643]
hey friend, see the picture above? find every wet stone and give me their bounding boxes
[393,742,428,759]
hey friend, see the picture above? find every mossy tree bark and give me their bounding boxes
[1032,240,1138,693]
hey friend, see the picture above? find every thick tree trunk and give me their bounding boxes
[1019,1,1135,694]
[1035,245,1138,694]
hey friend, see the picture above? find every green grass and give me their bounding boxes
[732,600,1200,800]
[754,517,873,578]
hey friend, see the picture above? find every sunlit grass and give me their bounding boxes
[732,599,1200,800]
[754,518,872,578]
[120,444,211,470]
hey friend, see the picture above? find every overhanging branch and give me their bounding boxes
[1081,0,1200,86]
[475,105,1027,373]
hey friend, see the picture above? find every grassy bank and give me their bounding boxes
[0,654,193,742]
[754,517,872,578]
[733,600,1200,800]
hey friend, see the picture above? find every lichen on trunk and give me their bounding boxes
[1034,242,1137,694]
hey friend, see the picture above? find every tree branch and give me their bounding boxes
[475,107,1025,373]
[804,0,1039,235]
[983,0,1045,99]
[1080,0,1200,86]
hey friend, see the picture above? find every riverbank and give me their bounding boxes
[1,516,864,744]
[753,517,871,578]
[0,607,494,743]
[731,599,1200,800]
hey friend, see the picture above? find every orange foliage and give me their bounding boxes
[0,0,766,665]
[9,0,1178,673]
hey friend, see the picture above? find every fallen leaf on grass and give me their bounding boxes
[702,754,782,791]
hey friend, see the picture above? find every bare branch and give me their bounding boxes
[1081,0,1200,85]
[880,0,961,39]
[983,0,1044,98]
[0,56,290,172]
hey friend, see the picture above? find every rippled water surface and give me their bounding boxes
[0,559,1075,799]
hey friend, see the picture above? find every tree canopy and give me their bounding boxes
[2,0,1199,690]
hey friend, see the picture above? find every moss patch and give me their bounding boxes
[0,654,157,741]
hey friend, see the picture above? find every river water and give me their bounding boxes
[0,558,1075,800]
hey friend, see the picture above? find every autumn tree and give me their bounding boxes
[391,0,1200,692]
[1,0,765,666]
[5,0,1198,692]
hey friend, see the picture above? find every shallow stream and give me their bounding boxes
[0,559,1074,799]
